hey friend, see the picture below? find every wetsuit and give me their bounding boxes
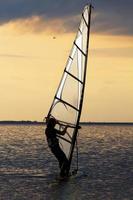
[45,127,69,176]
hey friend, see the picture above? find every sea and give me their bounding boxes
[0,125,132,200]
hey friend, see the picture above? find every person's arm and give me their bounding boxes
[61,125,69,135]
[55,125,68,136]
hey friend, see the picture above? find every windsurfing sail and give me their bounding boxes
[46,4,92,174]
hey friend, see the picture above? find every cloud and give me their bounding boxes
[91,0,133,35]
[9,15,80,34]
[0,0,87,23]
[0,0,133,35]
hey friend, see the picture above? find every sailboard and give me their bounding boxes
[46,4,92,175]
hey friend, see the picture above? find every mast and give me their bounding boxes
[67,4,93,172]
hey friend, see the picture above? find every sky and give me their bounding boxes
[0,0,133,122]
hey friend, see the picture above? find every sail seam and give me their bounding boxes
[64,69,83,84]
[74,41,86,57]
[55,96,79,111]
[82,13,88,27]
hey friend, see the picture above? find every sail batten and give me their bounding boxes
[55,96,79,111]
[82,13,88,27]
[46,4,92,174]
[69,56,73,60]
[64,69,83,84]
[78,28,82,34]
[74,41,87,57]
[57,135,72,144]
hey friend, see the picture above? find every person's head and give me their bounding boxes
[47,117,56,128]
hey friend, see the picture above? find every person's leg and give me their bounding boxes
[54,145,69,176]
[51,145,69,176]
[51,145,67,167]
[60,158,69,177]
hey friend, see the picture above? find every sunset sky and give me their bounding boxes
[0,0,133,122]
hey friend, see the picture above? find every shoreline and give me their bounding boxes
[0,121,133,126]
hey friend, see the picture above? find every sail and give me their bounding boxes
[46,4,92,173]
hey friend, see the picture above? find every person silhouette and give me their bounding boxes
[45,117,69,177]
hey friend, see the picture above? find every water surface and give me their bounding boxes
[0,125,132,199]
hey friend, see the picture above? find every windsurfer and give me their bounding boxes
[45,117,69,177]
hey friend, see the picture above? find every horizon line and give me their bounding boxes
[0,120,133,125]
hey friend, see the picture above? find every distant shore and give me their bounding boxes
[0,121,44,125]
[0,121,133,126]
